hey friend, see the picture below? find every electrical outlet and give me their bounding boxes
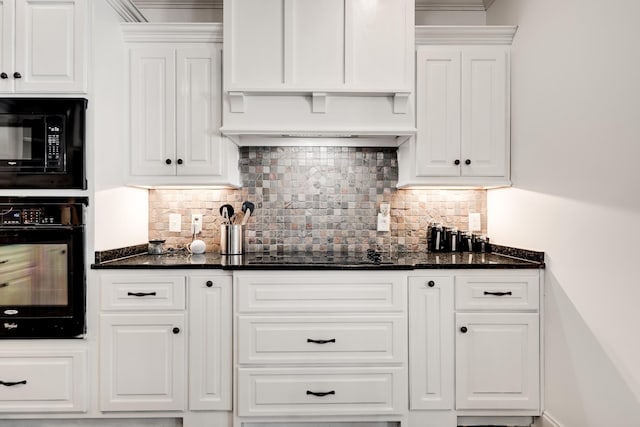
[468,213,481,232]
[191,214,203,235]
[169,214,181,232]
[377,203,391,232]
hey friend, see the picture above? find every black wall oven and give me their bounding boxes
[0,197,87,338]
[0,98,87,189]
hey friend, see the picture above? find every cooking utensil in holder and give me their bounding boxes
[220,224,244,255]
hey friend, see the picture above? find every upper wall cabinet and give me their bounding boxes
[0,0,87,93]
[222,0,416,142]
[397,26,517,188]
[123,24,241,188]
[224,0,413,92]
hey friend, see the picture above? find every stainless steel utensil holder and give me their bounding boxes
[221,224,244,255]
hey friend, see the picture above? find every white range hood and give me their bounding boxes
[222,0,416,146]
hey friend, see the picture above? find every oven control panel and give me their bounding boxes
[0,206,77,226]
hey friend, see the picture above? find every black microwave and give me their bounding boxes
[0,98,87,189]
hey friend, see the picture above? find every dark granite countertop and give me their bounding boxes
[91,245,544,270]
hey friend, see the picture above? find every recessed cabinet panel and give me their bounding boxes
[0,350,87,412]
[130,48,176,176]
[416,49,461,177]
[176,47,222,176]
[13,0,86,92]
[100,313,186,412]
[238,367,405,416]
[455,313,539,410]
[347,0,410,89]
[461,47,508,177]
[229,0,283,88]
[291,0,344,87]
[408,276,454,410]
[189,275,232,411]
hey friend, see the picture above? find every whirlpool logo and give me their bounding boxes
[3,323,18,330]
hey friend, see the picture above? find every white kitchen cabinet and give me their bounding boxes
[224,0,413,92]
[123,24,240,187]
[234,270,408,425]
[454,271,541,413]
[99,313,186,412]
[408,275,454,410]
[188,274,232,411]
[0,348,87,413]
[398,26,516,188]
[99,273,187,412]
[455,313,539,411]
[0,0,87,93]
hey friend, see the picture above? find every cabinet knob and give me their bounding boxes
[0,73,7,79]
[13,72,21,79]
[165,159,172,165]
[465,159,471,165]
[427,280,435,287]
[460,326,468,333]
[206,280,213,287]
[454,159,460,165]
[177,159,183,165]
[172,327,180,334]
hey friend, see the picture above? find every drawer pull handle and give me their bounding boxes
[127,292,157,297]
[306,390,335,397]
[483,291,512,296]
[1,380,26,386]
[307,338,336,344]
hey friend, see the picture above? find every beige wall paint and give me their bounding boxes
[487,1,640,425]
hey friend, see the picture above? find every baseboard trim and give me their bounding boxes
[541,411,564,427]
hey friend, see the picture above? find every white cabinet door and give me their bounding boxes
[408,276,454,410]
[129,47,177,177]
[415,48,461,177]
[14,0,86,93]
[100,313,186,412]
[0,0,14,93]
[455,313,539,411]
[188,275,232,411]
[461,47,508,177]
[176,46,223,176]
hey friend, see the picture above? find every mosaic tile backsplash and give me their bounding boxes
[149,147,487,253]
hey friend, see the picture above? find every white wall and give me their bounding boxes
[92,0,149,251]
[487,1,640,425]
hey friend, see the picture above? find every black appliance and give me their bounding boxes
[0,98,87,189]
[0,197,87,338]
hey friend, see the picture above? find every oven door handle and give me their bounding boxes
[127,292,157,297]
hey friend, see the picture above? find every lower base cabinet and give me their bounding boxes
[0,348,88,413]
[455,312,540,410]
[99,313,186,411]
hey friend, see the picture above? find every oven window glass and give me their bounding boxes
[0,243,68,306]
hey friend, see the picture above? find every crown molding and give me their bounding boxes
[106,0,148,22]
[415,25,517,45]
[416,0,495,11]
[122,22,223,42]
[134,0,223,8]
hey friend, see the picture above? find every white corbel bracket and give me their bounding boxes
[312,92,327,113]
[393,92,410,114]
[229,92,245,113]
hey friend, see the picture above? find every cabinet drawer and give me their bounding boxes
[237,367,405,417]
[0,350,87,412]
[238,315,405,364]
[235,272,405,313]
[455,274,539,311]
[100,275,185,310]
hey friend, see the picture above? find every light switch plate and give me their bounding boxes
[468,213,481,232]
[169,214,181,232]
